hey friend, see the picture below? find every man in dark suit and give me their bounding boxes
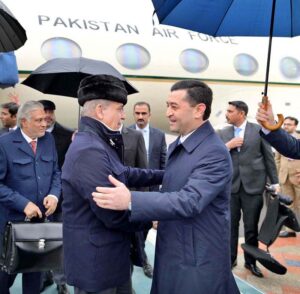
[38,100,73,294]
[0,101,61,294]
[256,100,300,160]
[0,102,19,135]
[121,124,148,172]
[218,100,279,277]
[130,102,167,277]
[130,101,167,191]
[121,120,150,281]
[93,79,239,294]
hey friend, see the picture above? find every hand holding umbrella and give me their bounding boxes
[256,100,277,128]
[261,96,284,131]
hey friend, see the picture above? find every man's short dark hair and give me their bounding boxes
[38,100,56,111]
[228,101,248,116]
[134,101,151,113]
[285,116,298,126]
[1,102,19,116]
[170,80,212,120]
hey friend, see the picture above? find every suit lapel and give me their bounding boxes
[242,122,251,150]
[12,129,35,158]
[148,127,154,157]
[223,126,234,143]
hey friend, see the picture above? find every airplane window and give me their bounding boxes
[41,37,82,60]
[179,49,209,73]
[116,43,150,70]
[233,53,258,76]
[280,57,300,79]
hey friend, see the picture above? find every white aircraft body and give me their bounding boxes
[1,0,300,132]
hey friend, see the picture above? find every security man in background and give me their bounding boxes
[38,100,73,294]
[0,102,19,135]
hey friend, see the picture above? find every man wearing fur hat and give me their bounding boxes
[61,74,163,294]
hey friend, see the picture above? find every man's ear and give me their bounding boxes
[194,103,206,119]
[95,103,104,120]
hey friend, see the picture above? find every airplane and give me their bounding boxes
[1,0,300,133]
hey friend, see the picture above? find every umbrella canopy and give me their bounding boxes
[22,57,138,98]
[152,0,300,37]
[152,0,300,130]
[0,0,27,52]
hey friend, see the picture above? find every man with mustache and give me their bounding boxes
[129,101,167,277]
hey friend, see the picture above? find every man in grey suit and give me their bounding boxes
[218,100,279,278]
[129,101,167,277]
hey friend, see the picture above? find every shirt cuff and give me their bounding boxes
[261,127,271,135]
[47,194,59,202]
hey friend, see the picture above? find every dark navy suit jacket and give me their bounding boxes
[261,128,300,160]
[130,122,239,294]
[0,128,61,234]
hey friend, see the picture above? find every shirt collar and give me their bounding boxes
[20,129,38,143]
[46,124,55,133]
[179,129,197,144]
[234,120,247,131]
[136,124,150,133]
[9,125,18,132]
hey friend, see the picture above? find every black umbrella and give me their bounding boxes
[0,0,27,52]
[22,57,138,97]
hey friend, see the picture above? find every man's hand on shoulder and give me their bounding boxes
[92,175,131,210]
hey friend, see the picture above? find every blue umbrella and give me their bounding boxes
[0,51,19,88]
[152,0,300,130]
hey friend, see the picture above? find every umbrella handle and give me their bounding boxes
[261,96,284,131]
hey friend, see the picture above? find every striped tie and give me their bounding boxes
[30,141,37,155]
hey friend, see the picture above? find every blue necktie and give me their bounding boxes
[234,128,242,152]
[234,127,242,138]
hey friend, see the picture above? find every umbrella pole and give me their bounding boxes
[78,105,81,128]
[261,0,284,131]
[263,0,277,97]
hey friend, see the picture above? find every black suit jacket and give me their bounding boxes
[121,126,149,266]
[129,124,167,191]
[51,122,73,211]
[122,126,148,169]
[51,122,73,169]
